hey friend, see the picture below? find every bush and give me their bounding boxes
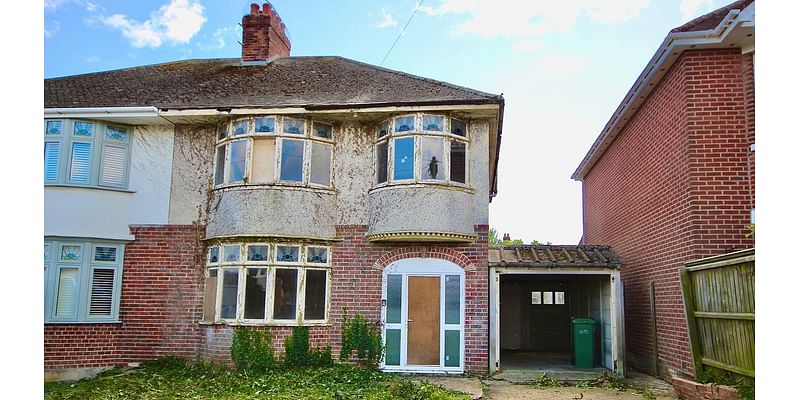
[230,326,275,372]
[283,326,334,367]
[340,313,383,369]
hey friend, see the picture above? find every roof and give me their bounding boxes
[488,245,622,269]
[44,56,503,110]
[671,0,753,33]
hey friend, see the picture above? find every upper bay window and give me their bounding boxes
[44,119,132,189]
[374,113,469,187]
[214,116,334,189]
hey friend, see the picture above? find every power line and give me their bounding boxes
[380,0,425,66]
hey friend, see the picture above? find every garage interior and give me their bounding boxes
[489,245,624,380]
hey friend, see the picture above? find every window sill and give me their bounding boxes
[369,182,474,195]
[45,320,122,325]
[212,183,335,195]
[45,184,135,194]
[199,320,331,327]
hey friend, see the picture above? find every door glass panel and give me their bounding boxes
[385,328,401,366]
[444,330,460,367]
[273,269,298,319]
[386,274,402,323]
[445,275,460,324]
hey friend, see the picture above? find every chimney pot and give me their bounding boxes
[250,3,260,15]
[502,233,511,242]
[241,2,291,62]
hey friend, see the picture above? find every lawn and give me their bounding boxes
[44,357,471,400]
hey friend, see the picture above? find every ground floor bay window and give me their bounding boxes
[381,258,464,373]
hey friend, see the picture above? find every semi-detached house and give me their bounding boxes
[44,3,504,380]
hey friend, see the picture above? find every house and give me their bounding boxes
[572,0,755,379]
[44,3,504,380]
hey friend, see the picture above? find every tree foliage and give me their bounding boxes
[489,228,548,246]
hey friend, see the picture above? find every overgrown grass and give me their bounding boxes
[44,357,470,400]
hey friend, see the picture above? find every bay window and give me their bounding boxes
[374,113,469,187]
[203,242,331,325]
[214,116,334,189]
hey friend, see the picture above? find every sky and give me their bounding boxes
[44,0,736,244]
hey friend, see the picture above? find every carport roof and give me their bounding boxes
[489,245,621,269]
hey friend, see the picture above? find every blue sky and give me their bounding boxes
[44,0,734,244]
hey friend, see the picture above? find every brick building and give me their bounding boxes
[572,0,755,379]
[44,3,503,380]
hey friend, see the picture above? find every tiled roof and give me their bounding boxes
[671,0,753,33]
[489,245,621,269]
[44,56,502,110]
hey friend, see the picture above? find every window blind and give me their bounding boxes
[99,145,127,186]
[89,268,115,316]
[55,268,80,317]
[69,142,92,183]
[44,142,60,181]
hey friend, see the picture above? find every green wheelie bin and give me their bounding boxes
[572,318,595,368]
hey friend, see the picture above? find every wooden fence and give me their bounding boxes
[680,249,755,378]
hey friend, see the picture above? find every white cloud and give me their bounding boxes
[100,0,207,48]
[679,0,717,23]
[45,20,61,38]
[510,41,547,53]
[375,9,398,28]
[198,26,238,51]
[419,0,650,40]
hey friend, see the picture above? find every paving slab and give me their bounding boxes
[413,376,484,399]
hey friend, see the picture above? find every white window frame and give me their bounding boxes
[373,113,470,189]
[44,239,125,324]
[213,116,335,190]
[44,119,133,190]
[204,242,332,326]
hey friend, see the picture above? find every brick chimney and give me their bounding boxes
[241,2,291,63]
[502,233,511,242]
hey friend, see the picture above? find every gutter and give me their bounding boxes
[571,3,754,181]
[45,106,161,119]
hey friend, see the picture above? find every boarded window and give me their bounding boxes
[420,137,444,180]
[203,269,218,322]
[280,139,304,182]
[304,269,327,320]
[310,142,331,186]
[251,138,276,183]
[214,145,226,185]
[393,137,414,180]
[227,140,248,183]
[273,269,298,320]
[376,141,388,184]
[220,269,239,319]
[450,142,466,183]
[244,268,268,319]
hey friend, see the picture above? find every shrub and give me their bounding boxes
[283,326,334,367]
[340,313,383,369]
[230,326,275,372]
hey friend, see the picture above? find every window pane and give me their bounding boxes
[220,269,239,319]
[555,291,565,305]
[385,329,401,365]
[44,243,51,262]
[304,270,327,320]
[393,137,414,180]
[232,120,248,136]
[255,117,275,133]
[422,115,444,132]
[451,119,467,136]
[280,139,304,182]
[531,291,542,304]
[306,247,328,264]
[276,245,299,262]
[376,142,388,184]
[310,142,331,186]
[99,144,127,187]
[46,120,63,135]
[61,245,82,262]
[44,142,60,182]
[445,330,460,367]
[313,122,332,138]
[394,116,415,132]
[450,142,466,184]
[251,138,276,183]
[273,269,298,319]
[89,268,115,316]
[74,121,94,137]
[207,246,219,264]
[69,142,92,183]
[386,274,402,323]
[420,137,444,180]
[445,275,461,324]
[378,122,389,138]
[105,126,129,142]
[244,268,268,319]
[283,118,305,135]
[55,268,80,318]
[223,245,240,262]
[227,140,248,183]
[94,246,117,262]
[214,145,226,185]
[247,245,269,262]
[543,291,553,304]
[203,269,218,322]
[217,124,227,140]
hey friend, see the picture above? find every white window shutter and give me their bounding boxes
[69,142,92,183]
[44,142,60,182]
[99,145,127,187]
[55,268,80,317]
[89,268,115,316]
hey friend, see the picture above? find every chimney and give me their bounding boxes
[241,2,291,63]
[502,233,511,242]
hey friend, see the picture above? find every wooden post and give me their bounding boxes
[649,282,658,376]
[680,267,703,377]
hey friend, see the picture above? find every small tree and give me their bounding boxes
[340,313,383,369]
[230,326,275,372]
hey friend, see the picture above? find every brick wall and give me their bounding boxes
[581,49,754,378]
[44,225,205,371]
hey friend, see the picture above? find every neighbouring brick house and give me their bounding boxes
[572,0,755,379]
[44,3,504,380]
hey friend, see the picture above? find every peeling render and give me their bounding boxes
[367,186,475,236]
[168,124,215,225]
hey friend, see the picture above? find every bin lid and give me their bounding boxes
[572,318,595,324]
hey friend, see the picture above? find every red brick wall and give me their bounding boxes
[44,225,205,370]
[581,49,754,378]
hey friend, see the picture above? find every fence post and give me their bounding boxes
[679,267,703,377]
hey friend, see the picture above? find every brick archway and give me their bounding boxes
[372,246,476,271]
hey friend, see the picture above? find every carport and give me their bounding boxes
[488,245,625,380]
